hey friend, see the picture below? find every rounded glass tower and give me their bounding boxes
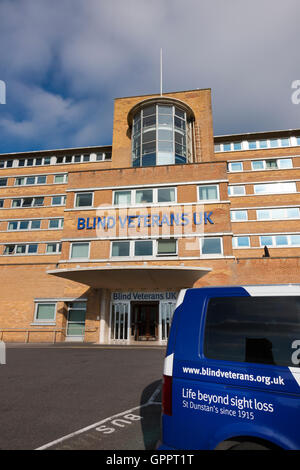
[128,98,195,167]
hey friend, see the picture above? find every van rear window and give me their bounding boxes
[204,296,300,367]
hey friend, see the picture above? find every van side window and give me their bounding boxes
[204,296,300,367]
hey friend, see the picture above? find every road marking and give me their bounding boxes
[36,383,162,450]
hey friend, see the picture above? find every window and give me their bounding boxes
[228,162,243,172]
[0,200,4,208]
[113,187,176,206]
[131,103,189,167]
[14,175,47,186]
[8,221,18,231]
[3,244,38,255]
[52,195,65,206]
[198,185,219,201]
[54,174,67,184]
[11,197,45,208]
[248,141,257,149]
[228,185,245,196]
[260,235,300,247]
[35,303,56,323]
[265,159,278,169]
[252,160,264,170]
[34,197,44,206]
[134,240,153,256]
[136,189,153,204]
[111,241,130,257]
[157,239,177,255]
[0,178,7,186]
[280,138,290,147]
[257,208,300,220]
[114,191,131,206]
[232,236,250,248]
[75,192,93,208]
[251,158,293,171]
[204,296,300,366]
[201,238,222,255]
[7,219,41,231]
[46,243,62,254]
[111,239,177,258]
[70,242,89,259]
[230,210,248,221]
[215,142,242,152]
[31,220,41,230]
[254,182,296,195]
[157,187,175,203]
[48,218,64,229]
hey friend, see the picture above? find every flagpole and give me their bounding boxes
[160,48,163,96]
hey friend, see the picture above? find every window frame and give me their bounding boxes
[70,242,90,260]
[200,237,223,256]
[34,302,57,324]
[74,192,94,208]
[112,186,177,206]
[230,210,248,221]
[232,236,251,248]
[228,185,246,196]
[198,184,220,202]
[251,158,293,171]
[228,161,243,172]
[254,182,297,195]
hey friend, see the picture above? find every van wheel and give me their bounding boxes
[229,441,272,450]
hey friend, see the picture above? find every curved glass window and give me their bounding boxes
[132,104,187,167]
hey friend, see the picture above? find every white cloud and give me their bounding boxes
[0,0,300,151]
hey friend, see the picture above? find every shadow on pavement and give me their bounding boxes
[140,380,162,450]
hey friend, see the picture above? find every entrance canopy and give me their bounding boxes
[47,265,211,289]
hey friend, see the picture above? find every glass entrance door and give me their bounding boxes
[110,302,130,343]
[131,302,159,341]
[66,301,87,342]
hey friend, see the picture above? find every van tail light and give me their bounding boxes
[162,374,172,416]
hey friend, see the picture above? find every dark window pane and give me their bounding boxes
[22,198,33,207]
[142,130,156,143]
[132,157,140,167]
[175,155,187,164]
[76,193,93,207]
[134,240,153,256]
[142,142,156,155]
[34,197,44,206]
[204,296,300,367]
[202,238,221,254]
[143,115,156,128]
[143,105,156,117]
[142,154,156,167]
[112,241,130,257]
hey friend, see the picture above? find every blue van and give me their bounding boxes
[159,285,300,450]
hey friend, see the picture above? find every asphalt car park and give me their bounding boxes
[0,344,165,450]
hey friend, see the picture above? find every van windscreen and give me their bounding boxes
[204,296,300,367]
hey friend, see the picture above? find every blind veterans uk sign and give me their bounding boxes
[77,211,214,231]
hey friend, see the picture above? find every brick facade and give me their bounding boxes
[0,89,300,344]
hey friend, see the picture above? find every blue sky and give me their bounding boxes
[0,0,300,154]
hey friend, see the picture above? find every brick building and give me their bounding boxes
[0,88,300,344]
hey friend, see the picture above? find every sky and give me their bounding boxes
[0,0,300,154]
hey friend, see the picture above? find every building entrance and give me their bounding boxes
[131,302,159,341]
